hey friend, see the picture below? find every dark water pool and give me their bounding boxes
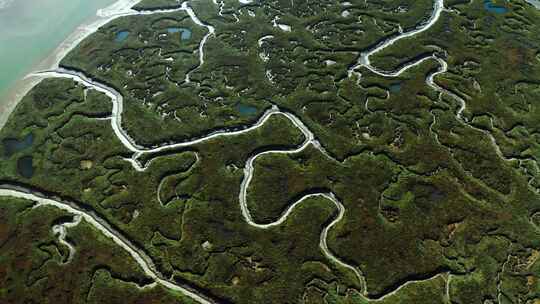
[17,156,33,178]
[167,27,192,40]
[3,133,33,157]
[236,104,258,116]
[390,83,402,93]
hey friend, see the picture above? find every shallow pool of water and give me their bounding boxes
[390,83,402,93]
[236,104,258,116]
[3,133,33,157]
[115,30,130,42]
[17,156,33,178]
[484,0,508,13]
[167,27,192,40]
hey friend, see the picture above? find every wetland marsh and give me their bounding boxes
[1,0,540,303]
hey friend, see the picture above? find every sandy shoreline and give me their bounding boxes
[0,0,142,129]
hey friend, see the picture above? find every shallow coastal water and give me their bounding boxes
[0,0,118,100]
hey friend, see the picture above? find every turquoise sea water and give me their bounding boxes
[0,0,117,99]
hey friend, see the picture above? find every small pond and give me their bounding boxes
[17,156,34,179]
[484,0,508,13]
[390,83,402,93]
[236,104,258,116]
[3,133,33,157]
[167,27,192,40]
[115,30,130,42]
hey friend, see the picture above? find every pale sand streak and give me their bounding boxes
[52,214,82,264]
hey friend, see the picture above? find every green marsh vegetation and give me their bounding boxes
[1,0,540,303]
